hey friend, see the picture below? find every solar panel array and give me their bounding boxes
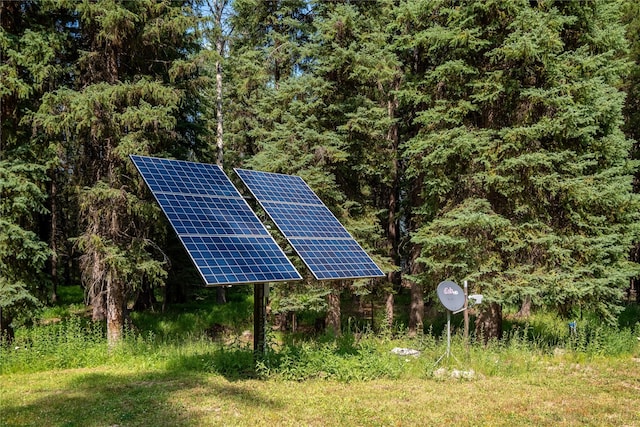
[130,155,302,285]
[235,168,385,280]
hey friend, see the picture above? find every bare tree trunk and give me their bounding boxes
[49,177,59,303]
[84,243,108,321]
[475,302,502,344]
[211,0,228,306]
[385,80,401,331]
[385,292,394,329]
[214,35,226,306]
[215,45,224,166]
[88,272,107,321]
[408,281,424,336]
[106,273,125,348]
[407,244,424,336]
[214,58,226,306]
[516,295,532,318]
[291,312,298,333]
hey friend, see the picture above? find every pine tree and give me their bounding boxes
[226,0,342,331]
[0,160,51,341]
[31,0,206,346]
[622,0,640,303]
[402,0,639,338]
[0,0,70,339]
[310,0,400,329]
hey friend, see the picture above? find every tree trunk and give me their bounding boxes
[0,307,15,344]
[475,302,502,344]
[385,292,394,330]
[216,41,224,166]
[106,273,125,348]
[408,281,424,336]
[385,80,401,331]
[516,295,532,318]
[291,312,298,333]
[213,0,227,306]
[49,176,59,304]
[407,243,424,336]
[90,286,107,321]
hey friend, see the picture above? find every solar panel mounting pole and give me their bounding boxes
[253,283,268,359]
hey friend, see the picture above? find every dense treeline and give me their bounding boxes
[1,0,639,345]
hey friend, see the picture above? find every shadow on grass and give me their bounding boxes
[3,371,193,427]
[2,366,283,427]
[165,346,258,380]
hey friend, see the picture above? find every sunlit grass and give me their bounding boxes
[2,290,639,426]
[3,354,639,426]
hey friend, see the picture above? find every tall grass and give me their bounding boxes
[503,309,640,356]
[2,297,638,381]
[0,316,108,374]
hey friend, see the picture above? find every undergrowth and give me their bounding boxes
[2,304,638,380]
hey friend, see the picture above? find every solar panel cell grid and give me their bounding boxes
[261,202,352,239]
[291,238,386,280]
[134,156,238,197]
[235,172,323,205]
[235,168,384,280]
[131,155,302,286]
[156,194,266,236]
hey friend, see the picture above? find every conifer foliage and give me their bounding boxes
[402,0,639,335]
[1,0,638,343]
[25,0,205,345]
[0,1,67,340]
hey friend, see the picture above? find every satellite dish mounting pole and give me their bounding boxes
[446,310,452,358]
[253,283,268,359]
[435,310,454,366]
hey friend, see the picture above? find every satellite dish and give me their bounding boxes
[436,280,465,312]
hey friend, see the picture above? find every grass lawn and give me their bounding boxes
[3,293,639,426]
[2,355,639,426]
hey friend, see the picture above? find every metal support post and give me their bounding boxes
[253,283,268,359]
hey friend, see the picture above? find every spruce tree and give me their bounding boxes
[226,0,340,331]
[0,1,70,339]
[311,0,400,329]
[31,0,205,346]
[622,0,640,303]
[402,0,639,337]
[227,0,396,333]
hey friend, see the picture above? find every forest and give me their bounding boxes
[2,0,640,348]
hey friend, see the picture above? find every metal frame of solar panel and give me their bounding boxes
[130,155,302,286]
[234,168,385,281]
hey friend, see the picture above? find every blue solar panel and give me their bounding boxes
[235,168,385,280]
[131,155,302,285]
[260,202,352,239]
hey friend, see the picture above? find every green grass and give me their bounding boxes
[2,353,639,426]
[1,291,639,426]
